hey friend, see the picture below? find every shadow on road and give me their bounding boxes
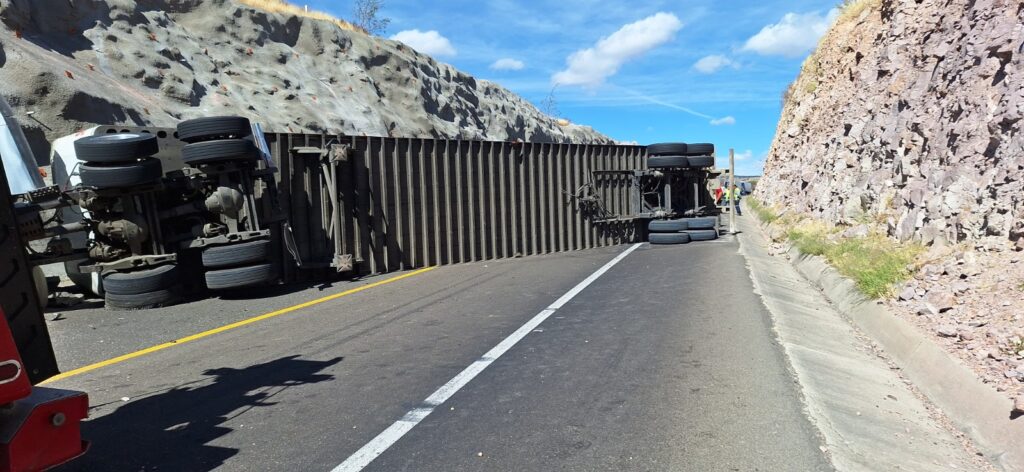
[58,355,342,471]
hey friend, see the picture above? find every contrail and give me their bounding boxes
[610,84,716,120]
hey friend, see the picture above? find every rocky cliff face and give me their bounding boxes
[756,0,1023,245]
[0,0,609,161]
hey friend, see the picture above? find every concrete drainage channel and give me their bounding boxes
[11,112,726,311]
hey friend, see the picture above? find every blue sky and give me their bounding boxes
[306,0,839,175]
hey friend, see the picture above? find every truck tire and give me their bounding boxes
[177,116,252,143]
[182,139,260,166]
[685,229,719,241]
[646,143,688,156]
[102,264,179,295]
[685,143,715,156]
[647,155,689,169]
[205,263,277,290]
[32,266,48,309]
[201,239,271,269]
[105,287,181,310]
[80,159,163,188]
[683,217,717,230]
[648,219,689,232]
[74,133,159,163]
[649,233,691,245]
[64,259,101,295]
[687,156,715,168]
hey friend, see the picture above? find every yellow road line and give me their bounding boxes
[41,267,436,384]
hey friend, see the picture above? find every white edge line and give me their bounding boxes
[331,243,643,472]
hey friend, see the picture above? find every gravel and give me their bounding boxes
[889,239,1024,403]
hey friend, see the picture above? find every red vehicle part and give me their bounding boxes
[0,308,87,471]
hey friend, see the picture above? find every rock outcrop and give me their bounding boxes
[0,0,609,161]
[757,0,1023,245]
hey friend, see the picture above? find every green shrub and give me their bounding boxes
[787,225,831,256]
[750,198,920,298]
[787,225,920,298]
[747,198,779,224]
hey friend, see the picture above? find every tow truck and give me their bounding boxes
[0,98,88,471]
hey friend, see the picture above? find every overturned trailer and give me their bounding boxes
[1,101,720,468]
[17,117,719,310]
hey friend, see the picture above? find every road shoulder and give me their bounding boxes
[736,214,993,471]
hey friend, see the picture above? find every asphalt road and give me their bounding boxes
[48,236,831,471]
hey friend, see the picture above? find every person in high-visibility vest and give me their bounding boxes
[723,185,742,216]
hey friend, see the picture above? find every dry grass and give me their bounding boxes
[235,0,366,33]
[799,55,822,94]
[838,0,882,22]
[747,198,780,224]
[785,220,921,298]
[749,198,922,299]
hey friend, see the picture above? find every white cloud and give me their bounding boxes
[694,54,735,74]
[390,29,457,57]
[490,58,525,71]
[710,116,736,126]
[735,149,754,161]
[741,9,839,58]
[552,12,683,88]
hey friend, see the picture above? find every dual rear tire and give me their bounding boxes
[647,217,719,245]
[646,142,716,169]
[102,264,182,309]
[178,117,260,168]
[201,238,277,290]
[75,133,164,188]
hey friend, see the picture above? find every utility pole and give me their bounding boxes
[729,148,736,234]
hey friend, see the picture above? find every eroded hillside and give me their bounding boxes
[0,0,609,160]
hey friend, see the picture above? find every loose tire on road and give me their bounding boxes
[205,263,277,290]
[648,219,689,232]
[646,143,688,156]
[685,143,715,156]
[649,233,692,245]
[102,264,179,295]
[105,287,182,310]
[182,139,260,166]
[79,159,163,188]
[74,133,159,163]
[685,229,719,241]
[683,217,717,230]
[687,156,715,168]
[647,155,689,169]
[202,239,271,269]
[177,116,252,143]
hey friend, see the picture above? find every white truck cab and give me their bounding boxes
[0,99,44,194]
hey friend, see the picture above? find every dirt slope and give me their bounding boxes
[0,0,609,161]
